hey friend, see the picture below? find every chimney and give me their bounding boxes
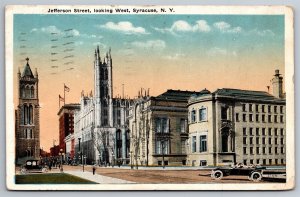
[271,69,283,98]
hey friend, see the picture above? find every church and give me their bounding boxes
[15,58,40,164]
[73,47,133,165]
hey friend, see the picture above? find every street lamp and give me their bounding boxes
[59,148,63,172]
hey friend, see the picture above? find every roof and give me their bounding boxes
[21,58,34,78]
[57,103,80,115]
[213,88,283,101]
[155,89,196,102]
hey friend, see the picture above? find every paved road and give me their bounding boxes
[64,170,136,184]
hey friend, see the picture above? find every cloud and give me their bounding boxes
[99,21,148,34]
[154,20,211,34]
[207,47,237,57]
[213,21,242,33]
[131,40,166,50]
[164,53,186,60]
[250,29,275,36]
[40,25,63,34]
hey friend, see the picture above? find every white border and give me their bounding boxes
[5,5,295,190]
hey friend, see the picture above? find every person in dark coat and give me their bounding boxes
[92,164,96,175]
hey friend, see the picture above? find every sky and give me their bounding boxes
[13,14,285,151]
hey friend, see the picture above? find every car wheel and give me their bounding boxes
[211,170,223,180]
[20,168,26,174]
[251,171,262,182]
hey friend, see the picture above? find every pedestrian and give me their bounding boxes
[92,164,96,175]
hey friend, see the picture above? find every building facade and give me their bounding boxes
[73,47,132,165]
[57,103,80,162]
[128,89,194,166]
[187,70,286,166]
[15,58,40,164]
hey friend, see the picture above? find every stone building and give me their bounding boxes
[73,47,133,165]
[187,70,286,166]
[128,89,195,166]
[15,58,40,164]
[57,103,80,162]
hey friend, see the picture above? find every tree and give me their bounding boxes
[91,126,116,166]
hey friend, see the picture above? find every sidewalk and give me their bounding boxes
[64,170,135,184]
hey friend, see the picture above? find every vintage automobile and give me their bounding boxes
[211,163,266,182]
[20,160,48,174]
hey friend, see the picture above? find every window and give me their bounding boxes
[275,138,278,145]
[256,147,260,154]
[268,105,271,113]
[263,147,266,154]
[268,115,272,123]
[180,119,186,133]
[192,136,196,153]
[191,110,196,123]
[181,140,186,154]
[281,159,284,164]
[155,118,169,133]
[249,128,253,136]
[256,114,259,122]
[243,128,247,136]
[280,106,284,113]
[275,147,278,154]
[269,159,272,165]
[262,128,266,136]
[155,140,169,154]
[200,160,207,166]
[281,147,284,154]
[256,128,259,136]
[243,114,246,122]
[243,147,247,154]
[249,114,253,122]
[250,137,253,144]
[263,159,266,165]
[268,138,272,144]
[256,159,260,164]
[199,135,207,152]
[280,115,284,123]
[274,128,278,136]
[199,108,207,121]
[255,104,259,112]
[249,104,253,112]
[262,137,266,145]
[269,147,272,154]
[262,114,265,122]
[243,160,247,165]
[250,147,253,154]
[221,107,228,120]
[243,137,247,144]
[274,106,277,113]
[268,128,272,136]
[242,104,246,112]
[281,138,284,145]
[280,128,284,136]
[275,159,278,165]
[250,159,253,164]
[274,115,278,123]
[236,113,239,122]
[256,137,259,144]
[262,105,266,112]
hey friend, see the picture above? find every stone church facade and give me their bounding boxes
[15,58,40,164]
[74,47,133,165]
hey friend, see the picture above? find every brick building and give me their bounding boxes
[15,58,40,164]
[57,103,80,161]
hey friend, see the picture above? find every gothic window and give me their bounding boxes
[25,86,30,98]
[30,86,34,98]
[29,105,33,124]
[104,69,108,80]
[24,105,28,125]
[27,129,31,139]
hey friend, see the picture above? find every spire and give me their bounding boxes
[34,68,38,77]
[21,57,34,78]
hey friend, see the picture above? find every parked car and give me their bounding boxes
[20,160,48,174]
[211,163,266,182]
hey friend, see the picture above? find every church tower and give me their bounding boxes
[272,69,284,98]
[16,58,40,163]
[94,46,113,128]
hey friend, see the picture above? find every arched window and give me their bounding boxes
[24,105,28,125]
[104,69,108,80]
[30,86,34,98]
[25,86,30,98]
[29,105,33,124]
[27,129,31,139]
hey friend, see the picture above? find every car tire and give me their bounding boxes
[251,171,262,182]
[211,170,223,180]
[20,168,26,174]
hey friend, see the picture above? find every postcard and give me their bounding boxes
[5,5,294,190]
